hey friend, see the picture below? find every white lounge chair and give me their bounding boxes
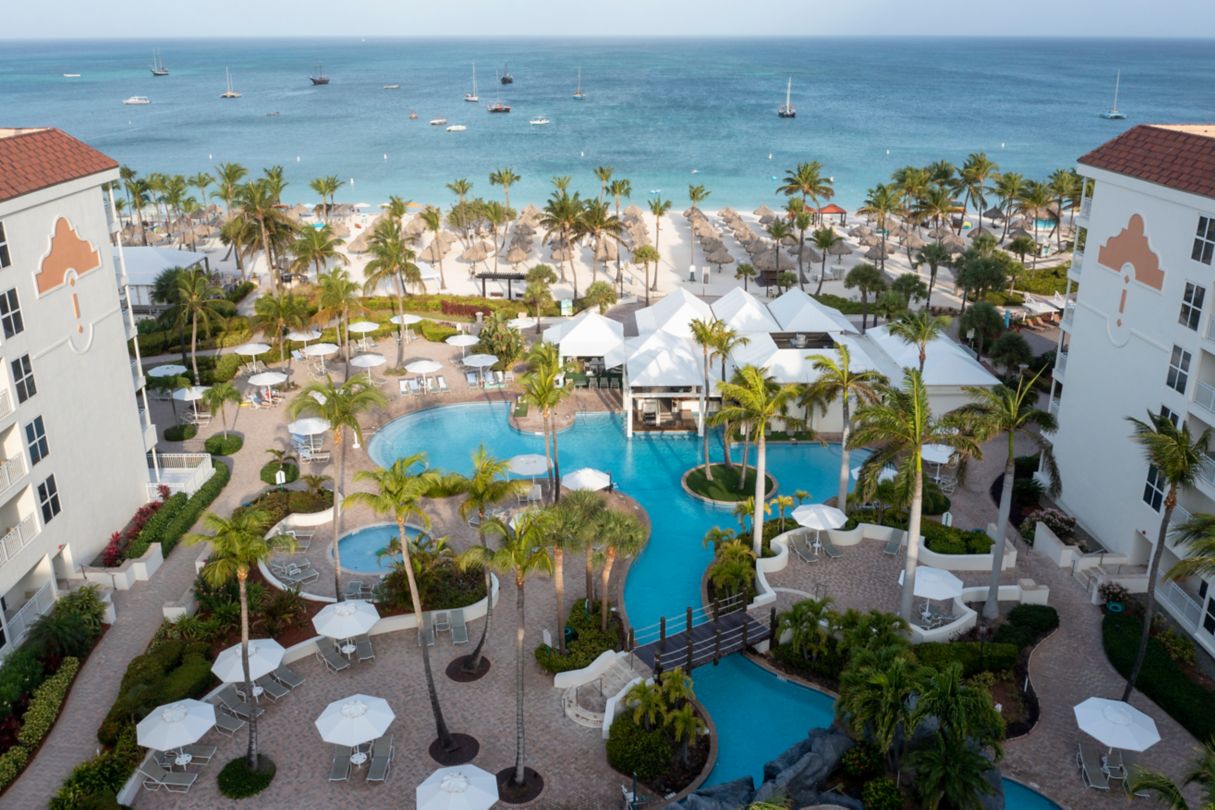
[450,608,469,645]
[139,759,198,793]
[271,664,304,690]
[437,375,450,393]
[465,371,480,387]
[399,378,411,396]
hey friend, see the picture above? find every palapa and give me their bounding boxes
[864,243,889,261]
[594,238,618,262]
[461,241,492,262]
[828,241,853,257]
[705,248,734,266]
[419,239,448,263]
[505,245,531,265]
[753,204,775,218]
[902,232,925,249]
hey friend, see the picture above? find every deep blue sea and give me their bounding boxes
[3,37,1213,209]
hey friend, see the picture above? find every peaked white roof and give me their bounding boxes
[634,287,714,338]
[727,333,881,385]
[768,288,858,334]
[541,310,624,359]
[608,331,702,387]
[711,287,781,333]
[118,246,208,285]
[866,325,998,387]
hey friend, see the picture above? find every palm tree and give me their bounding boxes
[174,268,225,383]
[608,178,632,286]
[859,184,902,271]
[213,162,248,220]
[1119,412,1211,701]
[577,199,622,284]
[545,490,600,650]
[309,177,330,221]
[836,645,917,769]
[916,186,955,240]
[888,310,951,374]
[788,201,814,289]
[778,161,834,220]
[483,201,512,274]
[716,366,793,555]
[1126,738,1215,809]
[489,168,521,210]
[955,370,1059,620]
[345,456,467,757]
[126,176,151,245]
[236,179,291,291]
[454,447,529,671]
[992,171,1025,241]
[844,262,886,333]
[187,172,213,214]
[779,597,836,662]
[806,346,886,512]
[735,262,757,292]
[185,509,295,769]
[202,382,242,438]
[1049,168,1079,250]
[594,165,614,202]
[446,178,472,205]
[522,344,570,500]
[956,152,998,235]
[419,206,448,291]
[597,509,646,631]
[363,220,422,368]
[288,377,386,599]
[909,738,996,810]
[915,242,951,306]
[648,197,673,291]
[712,327,749,469]
[462,510,555,790]
[540,191,584,294]
[316,268,362,368]
[687,184,711,272]
[551,175,572,193]
[252,291,308,365]
[810,227,842,296]
[852,370,981,620]
[632,245,660,306]
[690,318,725,480]
[290,224,347,281]
[1016,180,1054,267]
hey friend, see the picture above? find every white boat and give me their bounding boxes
[464,63,479,103]
[220,67,241,99]
[429,117,448,126]
[150,50,169,77]
[122,96,151,105]
[1100,71,1127,120]
[63,73,81,78]
[383,83,400,90]
[778,78,796,118]
[573,67,585,100]
[529,116,551,126]
[446,124,467,132]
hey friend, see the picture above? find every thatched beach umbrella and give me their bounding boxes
[461,241,492,263]
[860,233,882,247]
[419,240,449,263]
[754,205,775,218]
[902,232,925,250]
[705,248,734,269]
[864,244,889,261]
[505,245,531,266]
[828,241,853,263]
[551,244,572,263]
[848,224,871,238]
[983,206,1005,221]
[941,233,967,253]
[967,226,993,240]
[594,237,618,263]
[1008,227,1035,241]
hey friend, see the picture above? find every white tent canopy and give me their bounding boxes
[633,287,714,338]
[542,310,625,359]
[768,288,859,334]
[118,246,209,286]
[866,325,999,387]
[711,287,781,333]
[615,331,702,387]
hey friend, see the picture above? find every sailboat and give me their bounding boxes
[464,63,479,103]
[572,67,585,100]
[309,64,330,86]
[220,68,241,99]
[150,50,169,77]
[778,78,796,118]
[499,62,513,85]
[1100,71,1127,120]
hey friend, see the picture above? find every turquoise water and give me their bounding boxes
[337,522,421,574]
[1003,778,1063,810]
[4,38,1214,209]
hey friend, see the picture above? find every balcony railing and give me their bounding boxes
[1159,580,1203,635]
[0,389,11,420]
[0,455,27,496]
[0,514,40,570]
[1061,303,1076,330]
[1195,381,1215,417]
[1048,397,1060,415]
[0,581,54,660]
[1054,352,1068,377]
[149,453,214,499]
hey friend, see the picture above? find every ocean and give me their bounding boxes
[3,37,1213,209]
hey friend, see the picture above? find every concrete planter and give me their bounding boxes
[82,542,163,591]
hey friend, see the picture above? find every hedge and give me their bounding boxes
[204,434,244,456]
[534,603,621,674]
[227,281,257,303]
[124,460,230,560]
[914,641,1018,677]
[922,523,993,555]
[419,320,459,342]
[260,461,299,486]
[163,423,197,442]
[15,657,79,749]
[51,726,141,810]
[1103,612,1215,742]
[98,640,213,747]
[0,747,29,794]
[0,647,45,720]
[993,605,1059,649]
[605,713,673,783]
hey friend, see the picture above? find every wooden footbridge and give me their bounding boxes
[627,593,775,673]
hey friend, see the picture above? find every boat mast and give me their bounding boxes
[1112,70,1121,111]
[785,78,792,109]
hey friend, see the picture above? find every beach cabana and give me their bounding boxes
[607,330,705,436]
[542,310,624,367]
[817,203,848,225]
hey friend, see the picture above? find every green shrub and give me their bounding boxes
[0,745,29,792]
[124,492,187,560]
[991,624,1032,649]
[1013,453,1041,479]
[259,461,299,486]
[772,639,846,683]
[52,726,141,810]
[1005,605,1059,638]
[227,281,256,303]
[862,776,904,810]
[233,487,331,528]
[163,423,197,442]
[210,354,246,383]
[159,461,230,555]
[841,742,881,779]
[0,647,45,720]
[16,656,79,749]
[921,482,951,516]
[1158,626,1197,668]
[914,641,1018,677]
[204,434,244,456]
[534,603,621,673]
[419,320,459,342]
[1012,477,1044,508]
[98,641,213,747]
[605,713,674,783]
[217,756,277,798]
[922,522,993,555]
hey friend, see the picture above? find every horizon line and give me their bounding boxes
[4,33,1215,42]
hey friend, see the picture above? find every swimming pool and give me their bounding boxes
[337,523,423,575]
[1003,777,1063,809]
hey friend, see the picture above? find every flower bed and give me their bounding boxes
[125,460,230,560]
[683,464,774,503]
[99,487,170,566]
[535,602,624,674]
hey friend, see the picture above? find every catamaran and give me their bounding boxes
[1100,71,1127,120]
[220,68,241,99]
[150,50,169,77]
[122,96,151,105]
[573,67,585,100]
[465,63,479,103]
[529,116,551,126]
[778,78,796,118]
[309,65,330,86]
[500,62,513,85]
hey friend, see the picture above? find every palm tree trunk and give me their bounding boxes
[513,575,527,786]
[752,433,767,556]
[1123,494,1174,700]
[540,409,553,497]
[651,224,661,292]
[333,431,346,601]
[554,548,566,654]
[899,463,925,621]
[984,441,1017,621]
[395,282,406,369]
[551,420,563,504]
[190,315,200,384]
[600,549,617,632]
[239,575,258,769]
[837,395,851,512]
[702,356,713,479]
[401,519,455,748]
[738,428,751,492]
[466,511,493,671]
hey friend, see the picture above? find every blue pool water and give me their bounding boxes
[1003,778,1063,810]
[337,522,422,574]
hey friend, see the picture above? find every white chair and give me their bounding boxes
[399,379,411,396]
[437,375,450,393]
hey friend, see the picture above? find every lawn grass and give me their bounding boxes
[685,464,774,502]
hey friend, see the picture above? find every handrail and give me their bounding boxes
[630,592,747,645]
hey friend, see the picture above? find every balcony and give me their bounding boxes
[0,455,27,498]
[0,389,11,421]
[0,513,40,571]
[130,360,145,392]
[1048,397,1060,415]
[148,453,214,500]
[1053,351,1068,380]
[1196,456,1215,500]
[1193,381,1215,423]
[1060,302,1076,332]
[143,420,158,453]
[1158,580,1203,635]
[1076,198,1092,226]
[0,581,54,661]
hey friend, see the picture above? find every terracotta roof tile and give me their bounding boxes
[0,128,118,203]
[1078,125,1215,200]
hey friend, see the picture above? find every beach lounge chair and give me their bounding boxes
[432,610,451,633]
[271,664,304,690]
[494,370,506,387]
[437,375,450,393]
[792,533,819,564]
[1077,742,1111,790]
[317,643,351,673]
[139,759,199,793]
[528,484,543,503]
[408,378,422,395]
[282,567,320,586]
[821,535,844,559]
[450,608,470,645]
[345,580,369,600]
[255,674,291,702]
[882,532,903,557]
[354,634,375,661]
[285,529,312,552]
[399,378,411,396]
[211,705,246,736]
[367,735,394,783]
[292,349,306,363]
[179,743,216,763]
[328,746,352,782]
[417,613,436,647]
[466,371,480,387]
[216,685,264,721]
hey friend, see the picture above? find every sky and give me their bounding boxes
[6,0,1215,39]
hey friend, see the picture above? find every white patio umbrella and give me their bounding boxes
[463,353,498,386]
[212,638,285,685]
[390,313,423,326]
[314,694,395,748]
[508,453,550,478]
[148,363,188,379]
[562,467,611,492]
[791,504,846,531]
[405,359,442,375]
[303,341,340,373]
[508,315,537,331]
[287,328,322,344]
[446,333,480,359]
[289,416,331,450]
[348,320,380,350]
[312,599,380,642]
[852,465,897,483]
[173,385,209,420]
[416,765,499,810]
[248,371,288,387]
[136,699,215,754]
[899,566,964,623]
[1074,697,1161,753]
[921,444,954,465]
[233,342,272,372]
[350,352,386,381]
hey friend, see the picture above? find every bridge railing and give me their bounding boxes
[650,611,772,672]
[629,592,747,649]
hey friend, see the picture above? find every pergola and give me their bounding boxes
[475,271,526,299]
[817,203,848,225]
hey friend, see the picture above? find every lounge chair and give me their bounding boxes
[820,535,843,559]
[367,735,393,783]
[399,378,411,396]
[450,608,470,645]
[1077,742,1111,790]
[882,532,903,557]
[328,746,352,782]
[494,370,506,386]
[437,375,450,393]
[354,634,375,662]
[417,613,436,647]
[139,759,199,793]
[408,378,422,395]
[217,685,264,721]
[285,529,312,552]
[465,371,479,387]
[282,567,320,585]
[792,533,819,564]
[317,642,352,673]
[255,674,291,701]
[271,664,304,690]
[211,705,246,735]
[432,610,451,633]
[180,743,216,763]
[345,580,369,600]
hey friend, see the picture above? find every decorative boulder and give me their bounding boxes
[752,729,854,808]
[664,775,755,810]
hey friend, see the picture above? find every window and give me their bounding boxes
[1202,581,1215,635]
[1194,216,1215,265]
[0,222,9,269]
[1180,282,1206,330]
[1143,464,1166,511]
[24,416,47,466]
[1166,346,1192,394]
[10,355,34,404]
[1160,405,1180,427]
[0,289,21,339]
[36,476,59,524]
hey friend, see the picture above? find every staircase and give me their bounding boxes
[562,654,643,729]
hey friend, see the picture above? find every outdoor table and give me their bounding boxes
[174,752,193,767]
[350,751,368,767]
[340,643,357,657]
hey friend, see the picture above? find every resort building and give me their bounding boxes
[1048,123,1215,656]
[0,127,155,658]
[117,245,210,319]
